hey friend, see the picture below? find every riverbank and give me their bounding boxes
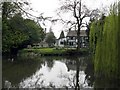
[19,48,89,56]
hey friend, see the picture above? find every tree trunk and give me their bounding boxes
[77,23,81,51]
[75,59,80,90]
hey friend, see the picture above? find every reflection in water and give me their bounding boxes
[84,57,94,87]
[94,75,119,90]
[19,61,88,88]
[3,55,93,89]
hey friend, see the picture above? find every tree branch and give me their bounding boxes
[79,0,81,19]
[14,2,51,21]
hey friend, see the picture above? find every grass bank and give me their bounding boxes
[19,48,89,56]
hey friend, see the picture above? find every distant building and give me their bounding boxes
[56,30,88,48]
[31,32,53,48]
[32,41,48,48]
[39,41,49,47]
[57,31,66,47]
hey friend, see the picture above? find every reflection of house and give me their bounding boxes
[57,30,88,48]
[65,58,86,71]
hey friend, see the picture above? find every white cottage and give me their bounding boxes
[66,30,88,48]
[56,30,88,48]
[57,31,66,47]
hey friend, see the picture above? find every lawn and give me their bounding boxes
[20,47,89,56]
[21,48,67,55]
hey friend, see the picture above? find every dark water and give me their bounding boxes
[2,53,99,89]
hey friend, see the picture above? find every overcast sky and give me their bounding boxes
[29,0,117,38]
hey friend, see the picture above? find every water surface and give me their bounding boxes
[3,54,94,89]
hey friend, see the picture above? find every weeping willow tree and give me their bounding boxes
[90,2,120,80]
[118,2,120,80]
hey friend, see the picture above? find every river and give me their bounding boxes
[2,53,94,89]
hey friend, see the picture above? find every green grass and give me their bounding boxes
[21,48,66,55]
[19,47,89,56]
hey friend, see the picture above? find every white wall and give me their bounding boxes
[58,38,66,47]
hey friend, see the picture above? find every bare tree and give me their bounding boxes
[58,0,101,50]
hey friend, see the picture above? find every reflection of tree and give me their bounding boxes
[3,55,95,88]
[75,58,80,90]
[84,56,94,87]
[94,75,119,89]
[2,56,43,87]
[43,57,54,69]
[65,56,87,89]
[75,57,86,90]
[65,56,94,89]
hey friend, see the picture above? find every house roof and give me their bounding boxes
[59,31,65,39]
[66,30,87,37]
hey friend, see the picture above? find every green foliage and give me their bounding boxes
[45,31,56,47]
[3,57,42,85]
[89,16,104,54]
[2,15,29,52]
[24,19,45,44]
[89,21,96,53]
[89,3,120,78]
[2,2,45,53]
[21,48,66,55]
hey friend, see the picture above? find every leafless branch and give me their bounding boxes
[14,2,52,23]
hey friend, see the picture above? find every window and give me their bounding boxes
[73,37,75,39]
[69,42,73,46]
[67,37,69,39]
[71,37,73,40]
[60,41,63,45]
